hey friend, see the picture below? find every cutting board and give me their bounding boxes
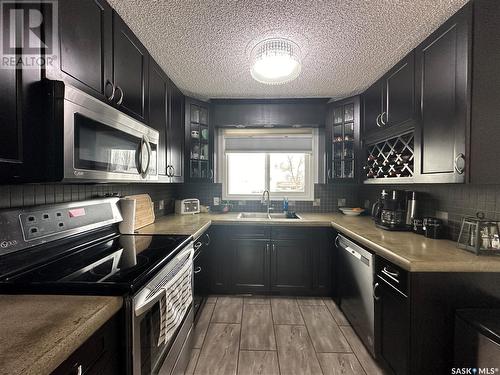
[120,194,155,232]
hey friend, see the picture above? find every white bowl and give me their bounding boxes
[339,207,365,216]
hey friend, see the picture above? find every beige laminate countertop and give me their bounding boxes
[138,212,500,273]
[0,295,123,375]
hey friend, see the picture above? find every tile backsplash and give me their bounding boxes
[359,184,500,240]
[2,181,499,242]
[0,184,177,215]
[177,183,360,213]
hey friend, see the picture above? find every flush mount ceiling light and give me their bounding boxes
[250,38,302,85]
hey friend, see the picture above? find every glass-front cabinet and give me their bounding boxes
[326,96,360,183]
[185,97,213,182]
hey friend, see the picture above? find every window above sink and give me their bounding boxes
[218,128,318,201]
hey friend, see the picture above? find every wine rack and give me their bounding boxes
[364,132,414,181]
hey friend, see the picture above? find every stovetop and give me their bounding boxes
[0,231,192,295]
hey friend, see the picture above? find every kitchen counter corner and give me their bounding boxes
[0,295,123,375]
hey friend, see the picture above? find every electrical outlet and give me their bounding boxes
[313,198,321,207]
[364,200,371,209]
[213,197,220,206]
[338,198,347,207]
[158,200,165,211]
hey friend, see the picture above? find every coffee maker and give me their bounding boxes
[372,190,409,231]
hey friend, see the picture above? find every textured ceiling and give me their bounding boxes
[108,0,469,100]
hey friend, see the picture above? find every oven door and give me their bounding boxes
[62,84,159,182]
[132,244,194,375]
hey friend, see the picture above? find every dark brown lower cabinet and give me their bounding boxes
[209,225,333,296]
[373,254,500,375]
[270,239,311,293]
[51,312,122,375]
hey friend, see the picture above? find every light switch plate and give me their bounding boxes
[313,198,321,207]
[338,198,347,207]
[213,197,220,205]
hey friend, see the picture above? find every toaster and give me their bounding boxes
[175,199,200,215]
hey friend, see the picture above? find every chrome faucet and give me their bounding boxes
[261,189,271,215]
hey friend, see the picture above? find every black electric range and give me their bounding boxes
[0,198,191,296]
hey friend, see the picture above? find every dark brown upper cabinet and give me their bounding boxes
[149,59,185,182]
[48,0,113,103]
[363,81,383,137]
[363,52,416,142]
[211,99,328,128]
[413,4,469,184]
[0,3,46,182]
[148,58,168,176]
[185,97,213,182]
[167,82,185,183]
[112,12,149,123]
[48,2,149,123]
[326,96,361,183]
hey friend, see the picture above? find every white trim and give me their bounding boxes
[219,129,318,201]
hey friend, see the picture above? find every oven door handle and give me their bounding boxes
[134,289,165,317]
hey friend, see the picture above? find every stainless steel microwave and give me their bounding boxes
[45,80,159,182]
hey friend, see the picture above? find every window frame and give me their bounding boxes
[218,129,318,201]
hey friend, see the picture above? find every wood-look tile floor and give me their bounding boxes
[186,296,385,375]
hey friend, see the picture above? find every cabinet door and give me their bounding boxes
[168,82,184,182]
[383,52,415,128]
[148,59,168,176]
[363,81,383,136]
[52,0,113,102]
[112,12,149,123]
[414,7,469,183]
[326,96,360,183]
[210,228,232,293]
[0,22,44,181]
[270,240,311,293]
[312,232,333,295]
[231,239,270,293]
[375,281,409,375]
[185,97,213,182]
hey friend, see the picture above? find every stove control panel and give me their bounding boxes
[0,198,122,257]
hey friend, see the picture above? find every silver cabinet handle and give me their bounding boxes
[335,235,340,248]
[194,266,202,274]
[204,233,211,246]
[168,165,174,177]
[115,85,124,106]
[171,166,176,177]
[376,113,383,127]
[382,266,399,279]
[454,153,465,175]
[105,80,115,102]
[272,243,276,253]
[373,282,381,301]
[380,112,387,126]
[210,169,214,180]
[194,241,202,251]
[166,165,171,177]
[266,243,270,255]
[327,169,332,179]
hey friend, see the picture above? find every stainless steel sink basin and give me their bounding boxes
[236,212,302,220]
[269,213,302,220]
[237,212,271,219]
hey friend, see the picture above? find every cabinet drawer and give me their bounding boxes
[222,225,270,239]
[51,313,120,375]
[272,226,328,240]
[376,257,409,295]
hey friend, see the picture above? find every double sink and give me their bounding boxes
[236,212,302,220]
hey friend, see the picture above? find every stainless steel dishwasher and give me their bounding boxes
[336,234,375,356]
